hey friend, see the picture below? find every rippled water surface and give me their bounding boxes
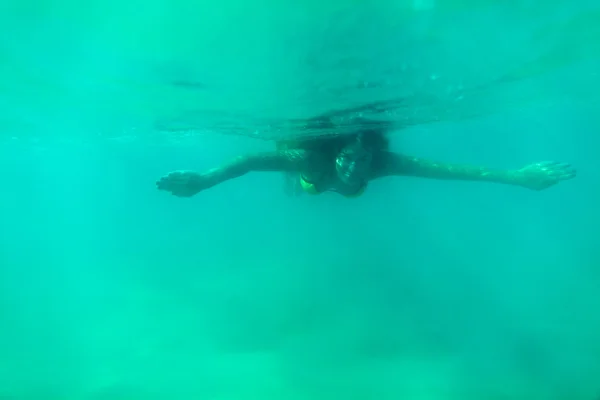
[1,0,599,143]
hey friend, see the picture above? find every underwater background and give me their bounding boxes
[1,0,600,399]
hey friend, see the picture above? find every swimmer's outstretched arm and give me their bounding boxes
[156,150,310,197]
[372,151,576,190]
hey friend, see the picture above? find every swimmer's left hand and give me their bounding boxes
[515,161,577,190]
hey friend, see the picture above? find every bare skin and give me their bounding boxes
[156,147,576,198]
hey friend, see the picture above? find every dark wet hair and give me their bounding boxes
[274,126,390,171]
[353,129,390,152]
[287,129,389,158]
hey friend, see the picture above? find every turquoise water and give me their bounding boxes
[1,1,600,399]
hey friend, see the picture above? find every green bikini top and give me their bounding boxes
[299,175,366,198]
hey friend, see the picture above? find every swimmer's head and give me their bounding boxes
[335,136,373,186]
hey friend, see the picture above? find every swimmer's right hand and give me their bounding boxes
[156,170,209,197]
